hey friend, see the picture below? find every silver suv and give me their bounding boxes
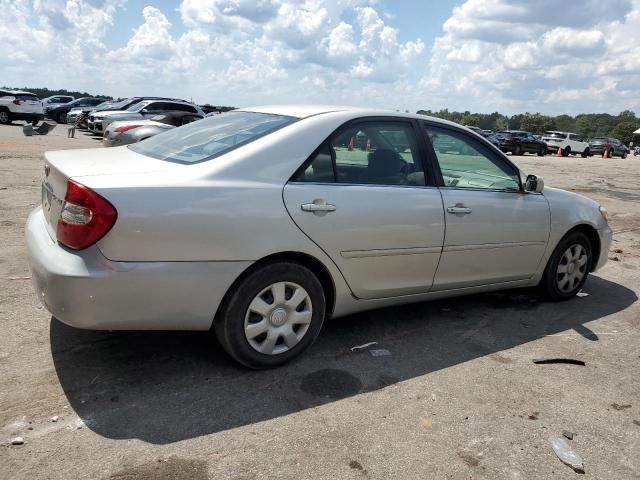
[0,90,45,124]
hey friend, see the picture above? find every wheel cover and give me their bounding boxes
[244,281,313,355]
[0,111,8,122]
[556,244,588,293]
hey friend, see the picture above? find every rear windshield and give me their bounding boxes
[128,111,296,164]
[543,132,566,138]
[16,93,39,101]
[126,102,146,112]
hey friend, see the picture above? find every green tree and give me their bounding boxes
[460,114,480,127]
[611,121,639,145]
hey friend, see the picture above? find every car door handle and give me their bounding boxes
[301,199,336,215]
[447,204,472,215]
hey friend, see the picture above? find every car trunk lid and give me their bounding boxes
[40,147,183,240]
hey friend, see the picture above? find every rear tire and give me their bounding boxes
[0,109,10,124]
[56,112,67,124]
[562,146,571,157]
[214,262,326,369]
[621,150,627,159]
[539,231,592,300]
[514,145,522,156]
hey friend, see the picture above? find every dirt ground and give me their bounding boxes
[1,123,639,479]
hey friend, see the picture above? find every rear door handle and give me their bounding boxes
[447,204,472,215]
[301,199,336,216]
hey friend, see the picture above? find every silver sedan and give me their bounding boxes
[26,106,612,368]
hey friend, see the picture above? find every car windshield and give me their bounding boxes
[108,99,134,109]
[128,111,297,164]
[544,132,566,138]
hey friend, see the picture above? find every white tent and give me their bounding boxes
[634,127,640,134]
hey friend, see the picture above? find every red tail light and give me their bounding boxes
[114,124,143,133]
[504,137,513,142]
[13,99,24,105]
[56,180,117,250]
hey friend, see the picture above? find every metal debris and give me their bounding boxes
[533,358,586,366]
[350,341,378,352]
[562,430,575,440]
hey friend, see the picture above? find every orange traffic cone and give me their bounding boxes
[556,147,562,157]
[602,148,609,159]
[348,137,355,151]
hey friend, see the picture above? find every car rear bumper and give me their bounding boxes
[103,132,135,147]
[499,144,516,153]
[11,112,45,121]
[26,207,252,331]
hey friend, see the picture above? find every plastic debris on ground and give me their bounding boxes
[549,436,585,473]
[369,349,391,357]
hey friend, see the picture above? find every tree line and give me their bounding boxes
[416,109,639,145]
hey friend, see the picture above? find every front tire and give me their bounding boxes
[539,232,592,300]
[621,150,627,159]
[581,148,589,158]
[56,112,67,124]
[514,145,522,156]
[537,146,545,156]
[214,262,326,369]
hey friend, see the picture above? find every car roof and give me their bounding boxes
[5,90,37,95]
[235,104,465,128]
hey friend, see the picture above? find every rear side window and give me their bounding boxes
[128,111,296,164]
[16,94,39,101]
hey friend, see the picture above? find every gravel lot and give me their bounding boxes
[1,123,639,479]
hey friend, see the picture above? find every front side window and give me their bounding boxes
[297,121,425,186]
[129,111,296,164]
[425,125,520,191]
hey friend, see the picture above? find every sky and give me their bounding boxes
[1,0,639,115]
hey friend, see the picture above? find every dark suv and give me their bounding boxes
[588,137,628,158]
[496,131,547,156]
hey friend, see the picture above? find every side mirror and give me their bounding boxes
[525,174,544,193]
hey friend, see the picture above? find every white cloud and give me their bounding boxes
[0,0,638,115]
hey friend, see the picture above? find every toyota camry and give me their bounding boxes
[26,105,612,368]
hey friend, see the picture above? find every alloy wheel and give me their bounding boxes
[244,281,313,355]
[0,111,9,123]
[556,244,588,293]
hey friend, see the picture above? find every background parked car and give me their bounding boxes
[466,126,500,148]
[103,111,203,147]
[0,89,44,125]
[86,97,188,132]
[541,131,590,157]
[496,130,547,156]
[48,97,108,124]
[41,95,74,114]
[588,137,628,158]
[93,99,204,134]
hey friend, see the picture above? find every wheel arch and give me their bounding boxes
[211,251,336,329]
[563,224,601,272]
